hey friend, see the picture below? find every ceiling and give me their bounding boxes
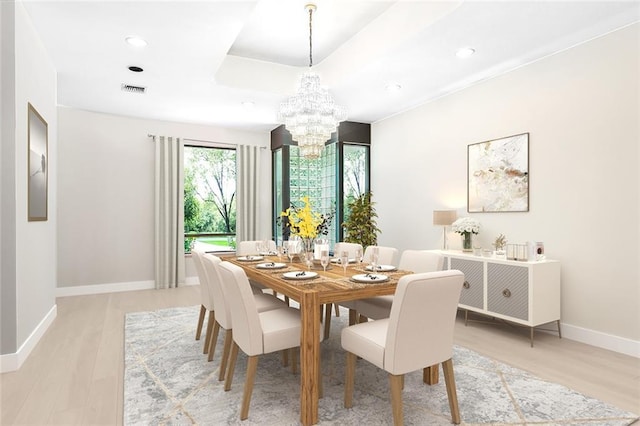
[21,1,639,133]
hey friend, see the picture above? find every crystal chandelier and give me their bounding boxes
[278,3,347,159]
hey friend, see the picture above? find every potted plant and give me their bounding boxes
[342,191,380,247]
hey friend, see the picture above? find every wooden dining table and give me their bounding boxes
[223,254,417,426]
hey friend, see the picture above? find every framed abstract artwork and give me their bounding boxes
[467,133,529,213]
[28,103,48,221]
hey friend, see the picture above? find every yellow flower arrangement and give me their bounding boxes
[280,196,333,239]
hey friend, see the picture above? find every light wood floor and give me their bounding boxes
[1,286,638,425]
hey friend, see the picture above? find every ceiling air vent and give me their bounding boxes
[121,83,146,94]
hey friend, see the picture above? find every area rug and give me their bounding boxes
[124,306,638,425]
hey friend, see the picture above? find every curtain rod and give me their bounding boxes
[147,134,266,149]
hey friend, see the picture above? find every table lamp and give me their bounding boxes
[433,210,457,250]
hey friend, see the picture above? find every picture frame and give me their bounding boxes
[467,132,529,213]
[28,103,48,221]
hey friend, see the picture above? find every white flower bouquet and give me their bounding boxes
[451,217,480,235]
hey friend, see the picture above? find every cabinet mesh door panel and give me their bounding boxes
[450,258,483,309]
[487,263,528,321]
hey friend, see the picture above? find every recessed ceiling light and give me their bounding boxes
[456,47,476,58]
[385,82,402,92]
[128,66,144,73]
[125,36,147,47]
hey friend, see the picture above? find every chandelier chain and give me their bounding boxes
[308,6,313,67]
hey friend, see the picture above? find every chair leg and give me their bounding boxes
[224,341,240,391]
[219,329,233,381]
[344,351,357,408]
[318,354,323,399]
[240,355,259,420]
[290,348,298,374]
[207,320,221,362]
[442,358,461,425]
[334,303,340,316]
[203,310,215,354]
[323,304,332,340]
[389,374,404,426]
[195,305,206,340]
[423,364,439,385]
[281,349,289,367]
[348,309,358,326]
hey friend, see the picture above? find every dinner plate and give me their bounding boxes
[236,255,264,262]
[330,258,356,264]
[350,273,389,283]
[256,262,287,269]
[283,271,318,280]
[365,264,396,272]
[259,251,277,256]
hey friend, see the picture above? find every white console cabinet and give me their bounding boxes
[433,250,561,346]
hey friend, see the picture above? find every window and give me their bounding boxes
[272,126,370,247]
[184,145,236,252]
[342,143,369,226]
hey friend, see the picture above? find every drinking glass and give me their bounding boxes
[320,250,329,273]
[303,251,313,271]
[277,244,284,261]
[370,248,379,272]
[355,248,363,265]
[341,251,349,276]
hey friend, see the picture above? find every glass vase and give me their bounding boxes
[461,232,473,252]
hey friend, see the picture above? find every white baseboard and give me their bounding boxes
[56,277,199,298]
[0,304,57,373]
[561,322,639,358]
[56,280,156,297]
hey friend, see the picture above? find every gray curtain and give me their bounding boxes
[236,145,260,242]
[154,135,185,289]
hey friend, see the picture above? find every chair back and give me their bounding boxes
[333,242,363,258]
[384,270,464,375]
[398,250,444,273]
[202,254,232,330]
[218,261,263,356]
[237,240,277,256]
[363,245,399,266]
[191,250,213,310]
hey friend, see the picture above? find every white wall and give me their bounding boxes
[372,24,639,351]
[1,2,58,366]
[57,108,271,289]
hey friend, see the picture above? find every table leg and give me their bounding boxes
[300,291,320,426]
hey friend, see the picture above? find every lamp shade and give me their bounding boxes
[433,210,457,226]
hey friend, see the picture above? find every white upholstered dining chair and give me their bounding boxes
[236,240,277,256]
[341,270,464,425]
[200,253,286,373]
[362,245,399,267]
[191,249,215,354]
[355,250,444,321]
[217,261,323,421]
[321,242,366,336]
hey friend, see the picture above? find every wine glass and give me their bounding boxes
[320,250,329,273]
[340,251,349,276]
[286,241,295,264]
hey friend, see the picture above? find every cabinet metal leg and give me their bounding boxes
[530,327,534,348]
[556,320,562,339]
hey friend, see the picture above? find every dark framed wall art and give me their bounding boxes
[467,132,529,213]
[28,103,48,221]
